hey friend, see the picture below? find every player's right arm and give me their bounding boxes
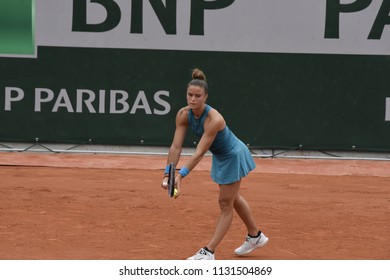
[167,107,188,166]
[161,107,188,189]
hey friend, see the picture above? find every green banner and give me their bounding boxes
[0,0,34,55]
[1,47,390,151]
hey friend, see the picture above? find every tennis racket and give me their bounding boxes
[168,162,175,197]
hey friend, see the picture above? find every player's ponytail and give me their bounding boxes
[188,68,208,93]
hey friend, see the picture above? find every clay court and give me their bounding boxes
[0,151,389,260]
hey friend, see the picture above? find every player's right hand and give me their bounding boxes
[161,177,169,189]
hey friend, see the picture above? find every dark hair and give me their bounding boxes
[188,68,208,93]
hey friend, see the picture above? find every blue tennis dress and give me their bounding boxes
[188,105,256,184]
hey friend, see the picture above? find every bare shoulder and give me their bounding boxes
[176,106,190,125]
[205,108,226,131]
[177,106,190,116]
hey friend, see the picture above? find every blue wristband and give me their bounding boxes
[179,167,190,177]
[164,165,170,175]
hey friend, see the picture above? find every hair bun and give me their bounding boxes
[192,68,206,81]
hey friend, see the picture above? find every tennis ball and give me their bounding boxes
[174,188,179,198]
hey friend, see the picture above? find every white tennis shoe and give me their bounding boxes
[187,248,215,260]
[234,232,269,256]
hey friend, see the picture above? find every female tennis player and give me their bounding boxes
[161,68,268,260]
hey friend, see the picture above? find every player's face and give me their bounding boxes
[186,85,207,110]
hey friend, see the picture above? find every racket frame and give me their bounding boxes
[168,162,175,197]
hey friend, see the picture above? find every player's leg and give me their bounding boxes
[187,181,240,260]
[206,180,241,252]
[233,193,258,236]
[233,193,269,255]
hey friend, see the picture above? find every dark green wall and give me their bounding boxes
[1,47,390,151]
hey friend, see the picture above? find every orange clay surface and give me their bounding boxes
[0,151,389,260]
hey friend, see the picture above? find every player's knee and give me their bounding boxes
[218,197,234,212]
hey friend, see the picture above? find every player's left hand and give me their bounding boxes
[174,175,182,198]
